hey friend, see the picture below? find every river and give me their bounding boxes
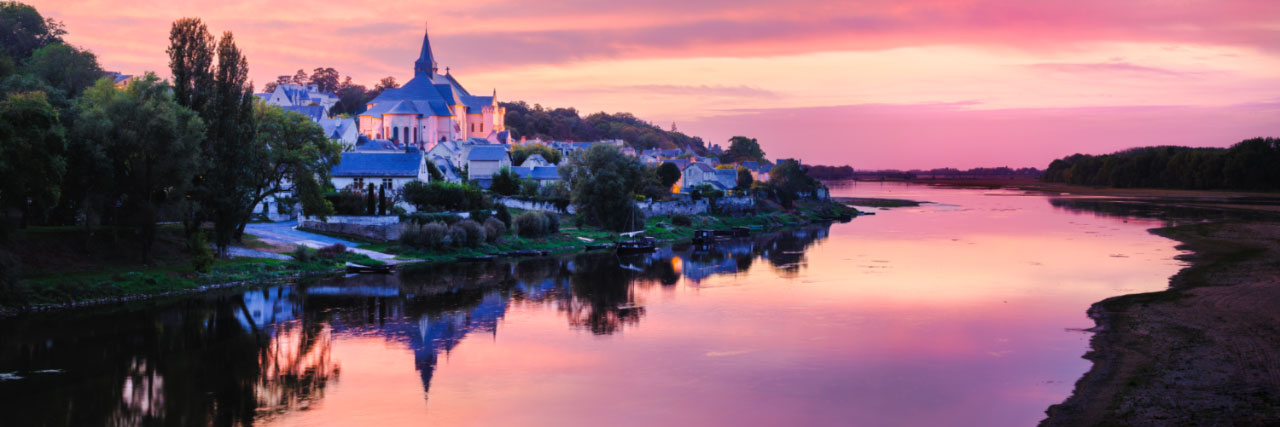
[0,183,1185,426]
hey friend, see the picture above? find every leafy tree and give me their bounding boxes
[656,162,681,189]
[22,43,102,97]
[737,167,754,190]
[291,69,308,85]
[0,1,65,61]
[370,76,398,98]
[511,143,562,165]
[378,185,387,215]
[0,55,14,80]
[769,159,820,209]
[366,183,375,214]
[401,181,487,212]
[490,166,521,196]
[166,18,215,117]
[243,101,341,230]
[500,100,708,154]
[308,67,339,93]
[560,144,648,231]
[0,91,65,226]
[333,76,369,116]
[71,75,204,258]
[722,136,765,164]
[1041,138,1280,191]
[495,203,512,228]
[425,160,445,181]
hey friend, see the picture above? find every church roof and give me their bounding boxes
[332,152,421,177]
[462,95,494,114]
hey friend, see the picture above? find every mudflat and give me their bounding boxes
[1041,192,1280,425]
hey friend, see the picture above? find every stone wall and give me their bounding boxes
[495,197,575,214]
[638,199,708,216]
[300,215,402,241]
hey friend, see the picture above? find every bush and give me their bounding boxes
[495,204,512,228]
[188,232,214,273]
[671,214,693,227]
[470,209,492,223]
[546,212,560,233]
[515,212,551,238]
[324,189,367,215]
[401,180,489,212]
[317,243,346,259]
[404,212,461,226]
[520,179,539,197]
[454,220,486,247]
[400,222,450,250]
[491,167,522,196]
[483,217,506,242]
[292,245,312,262]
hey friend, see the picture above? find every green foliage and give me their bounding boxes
[249,101,341,221]
[324,188,366,215]
[378,186,387,215]
[70,75,204,257]
[1041,138,1280,191]
[671,214,693,227]
[316,243,346,259]
[770,159,822,208]
[187,232,213,272]
[425,160,445,181]
[511,143,563,165]
[470,209,492,223]
[496,203,512,228]
[22,43,102,97]
[453,220,486,247]
[657,162,682,189]
[560,144,649,231]
[520,179,539,197]
[401,180,489,212]
[500,101,707,153]
[291,244,312,262]
[404,212,462,226]
[514,211,555,237]
[737,167,754,190]
[0,55,15,81]
[722,136,766,164]
[490,166,521,196]
[483,217,505,242]
[400,222,450,250]
[0,91,65,223]
[689,184,724,201]
[0,1,65,61]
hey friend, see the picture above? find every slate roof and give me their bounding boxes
[462,95,493,114]
[683,163,715,174]
[467,145,509,162]
[530,166,560,180]
[510,166,533,179]
[355,139,401,152]
[319,118,356,140]
[520,154,548,167]
[741,161,760,171]
[665,159,690,169]
[283,105,325,122]
[759,164,774,174]
[331,153,421,177]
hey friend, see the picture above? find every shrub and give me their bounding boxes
[317,243,347,259]
[292,245,312,263]
[671,214,693,227]
[491,167,522,196]
[483,217,506,242]
[401,222,450,250]
[515,212,550,238]
[545,212,560,233]
[405,212,461,226]
[188,232,214,273]
[401,180,488,212]
[495,204,512,228]
[520,179,539,197]
[470,209,492,223]
[455,220,486,247]
[324,189,367,215]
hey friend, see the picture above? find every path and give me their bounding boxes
[245,220,400,264]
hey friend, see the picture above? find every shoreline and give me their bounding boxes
[1040,193,1280,424]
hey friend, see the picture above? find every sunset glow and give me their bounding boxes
[31,0,1280,168]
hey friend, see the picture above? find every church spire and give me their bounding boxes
[415,23,438,77]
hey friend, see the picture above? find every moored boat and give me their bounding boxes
[345,262,394,274]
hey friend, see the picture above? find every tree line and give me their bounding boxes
[1041,138,1280,191]
[500,101,709,153]
[0,3,340,268]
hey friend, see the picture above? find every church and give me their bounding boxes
[358,28,507,149]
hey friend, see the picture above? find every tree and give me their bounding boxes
[722,136,765,164]
[560,145,648,231]
[769,159,820,208]
[166,18,215,116]
[490,166,521,196]
[737,167,754,190]
[425,160,445,182]
[511,144,563,166]
[0,1,65,61]
[369,76,398,98]
[291,69,308,85]
[378,185,387,215]
[243,101,341,232]
[22,43,102,97]
[0,91,65,226]
[366,183,375,215]
[71,75,204,258]
[656,162,681,189]
[308,67,339,93]
[333,78,369,116]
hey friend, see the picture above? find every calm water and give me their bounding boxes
[0,183,1185,426]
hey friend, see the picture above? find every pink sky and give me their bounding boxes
[30,0,1280,169]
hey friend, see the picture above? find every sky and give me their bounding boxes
[31,0,1280,169]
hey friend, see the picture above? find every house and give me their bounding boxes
[529,166,561,185]
[466,145,511,181]
[681,163,715,190]
[262,83,339,116]
[330,152,431,192]
[319,118,359,149]
[427,154,464,182]
[283,105,326,122]
[714,168,739,190]
[740,161,760,172]
[354,138,403,152]
[519,154,551,168]
[104,71,134,88]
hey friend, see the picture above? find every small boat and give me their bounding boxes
[345,262,393,274]
[692,229,717,245]
[616,237,656,255]
[457,255,496,262]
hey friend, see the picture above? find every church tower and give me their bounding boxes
[414,26,438,77]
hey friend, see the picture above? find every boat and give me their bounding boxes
[616,235,656,255]
[692,229,717,245]
[457,255,496,262]
[745,225,764,231]
[345,262,393,274]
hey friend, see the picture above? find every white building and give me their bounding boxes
[330,152,431,193]
[258,83,339,116]
[319,118,359,149]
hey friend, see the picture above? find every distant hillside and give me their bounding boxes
[1041,137,1279,191]
[501,101,709,154]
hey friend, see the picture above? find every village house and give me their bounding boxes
[258,83,340,116]
[511,166,561,186]
[330,152,432,193]
[320,117,359,149]
[519,154,551,168]
[466,145,512,187]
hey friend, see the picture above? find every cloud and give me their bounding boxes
[602,84,779,99]
[1025,62,1201,78]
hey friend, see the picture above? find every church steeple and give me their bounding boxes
[414,24,438,77]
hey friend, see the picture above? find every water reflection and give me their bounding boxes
[0,225,832,425]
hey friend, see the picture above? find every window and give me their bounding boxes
[469,123,474,132]
[352,177,364,188]
[479,123,484,133]
[382,179,393,189]
[392,127,399,141]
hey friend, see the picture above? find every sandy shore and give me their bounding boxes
[1039,191,1280,425]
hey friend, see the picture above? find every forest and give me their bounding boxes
[499,101,709,153]
[1040,137,1280,191]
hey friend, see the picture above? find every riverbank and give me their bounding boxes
[1041,193,1280,424]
